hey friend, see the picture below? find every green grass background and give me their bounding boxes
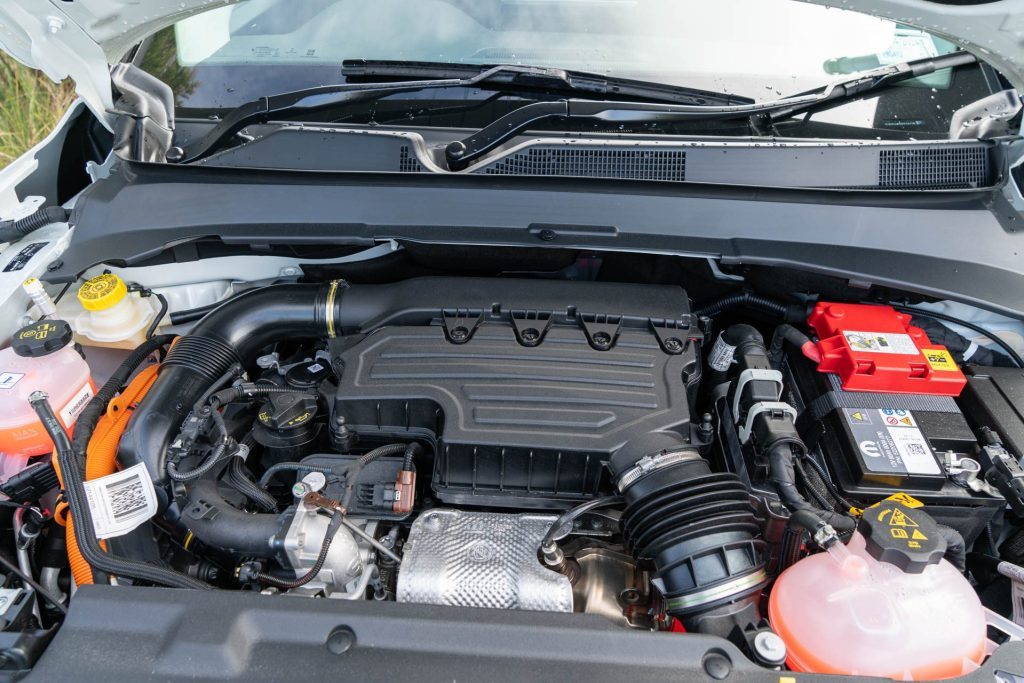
[0,54,75,167]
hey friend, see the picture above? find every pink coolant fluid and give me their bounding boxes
[0,320,93,482]
[769,517,987,680]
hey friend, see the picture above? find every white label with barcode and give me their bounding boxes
[82,463,158,539]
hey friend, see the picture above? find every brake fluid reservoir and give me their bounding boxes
[769,502,986,680]
[72,273,159,349]
[0,320,94,476]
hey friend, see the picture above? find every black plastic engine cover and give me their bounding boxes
[331,289,698,509]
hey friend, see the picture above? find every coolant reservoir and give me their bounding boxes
[0,320,94,478]
[72,273,159,349]
[769,502,986,680]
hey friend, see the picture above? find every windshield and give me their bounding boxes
[135,0,999,137]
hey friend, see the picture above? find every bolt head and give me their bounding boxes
[592,332,611,346]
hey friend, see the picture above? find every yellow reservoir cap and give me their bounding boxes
[77,273,127,311]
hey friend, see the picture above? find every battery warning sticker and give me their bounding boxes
[843,331,920,355]
[844,408,940,476]
[922,348,958,372]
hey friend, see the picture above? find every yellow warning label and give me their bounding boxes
[923,348,957,372]
[885,492,923,508]
[851,411,866,422]
[908,541,922,549]
[887,508,919,527]
[779,677,797,683]
[911,529,928,541]
[891,528,909,539]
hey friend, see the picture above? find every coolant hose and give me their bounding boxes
[65,364,160,587]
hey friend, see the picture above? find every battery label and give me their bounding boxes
[844,408,940,476]
[842,331,919,355]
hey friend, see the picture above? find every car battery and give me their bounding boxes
[786,349,1002,545]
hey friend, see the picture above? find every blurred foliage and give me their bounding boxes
[139,27,198,106]
[0,53,76,167]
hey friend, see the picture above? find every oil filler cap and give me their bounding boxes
[12,319,73,357]
[859,501,946,574]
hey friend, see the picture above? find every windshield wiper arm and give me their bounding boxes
[444,51,979,170]
[341,59,752,107]
[177,62,751,164]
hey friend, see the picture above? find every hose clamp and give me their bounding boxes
[616,449,701,492]
[738,401,798,445]
[664,569,768,613]
[731,368,783,423]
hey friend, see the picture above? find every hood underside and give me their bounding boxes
[0,0,1023,128]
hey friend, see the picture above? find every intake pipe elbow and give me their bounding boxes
[119,282,345,495]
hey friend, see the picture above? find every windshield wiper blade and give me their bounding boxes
[444,51,979,170]
[177,62,751,164]
[341,59,752,107]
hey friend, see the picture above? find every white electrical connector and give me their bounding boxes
[21,277,56,318]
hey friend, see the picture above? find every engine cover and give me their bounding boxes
[396,509,572,612]
[332,306,698,508]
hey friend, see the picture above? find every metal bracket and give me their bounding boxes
[579,313,623,351]
[649,318,695,355]
[510,310,552,347]
[442,309,484,344]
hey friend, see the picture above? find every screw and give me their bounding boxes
[281,266,299,277]
[663,337,683,353]
[521,328,539,343]
[620,587,641,604]
[165,146,185,163]
[47,260,63,272]
[592,332,611,346]
[537,229,556,241]
[325,626,356,655]
[450,326,469,342]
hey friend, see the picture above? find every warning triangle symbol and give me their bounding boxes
[888,509,919,527]
[852,412,865,422]
[911,529,928,540]
[900,417,912,426]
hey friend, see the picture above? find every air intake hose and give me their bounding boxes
[119,282,347,495]
[612,433,767,630]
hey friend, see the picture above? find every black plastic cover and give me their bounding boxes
[961,366,1024,461]
[331,292,698,509]
[859,501,946,573]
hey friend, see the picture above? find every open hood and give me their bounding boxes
[1,0,1024,129]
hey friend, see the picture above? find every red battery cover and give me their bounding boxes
[807,302,966,396]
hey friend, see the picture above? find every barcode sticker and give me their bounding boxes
[82,463,158,539]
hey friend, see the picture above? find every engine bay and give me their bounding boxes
[3,245,1024,680]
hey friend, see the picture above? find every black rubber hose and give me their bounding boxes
[252,512,343,589]
[402,443,422,471]
[227,456,278,512]
[910,315,1017,368]
[768,443,855,533]
[0,206,69,243]
[29,395,210,590]
[181,479,283,556]
[937,524,968,572]
[694,291,807,322]
[209,383,317,406]
[768,324,820,366]
[894,306,1023,368]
